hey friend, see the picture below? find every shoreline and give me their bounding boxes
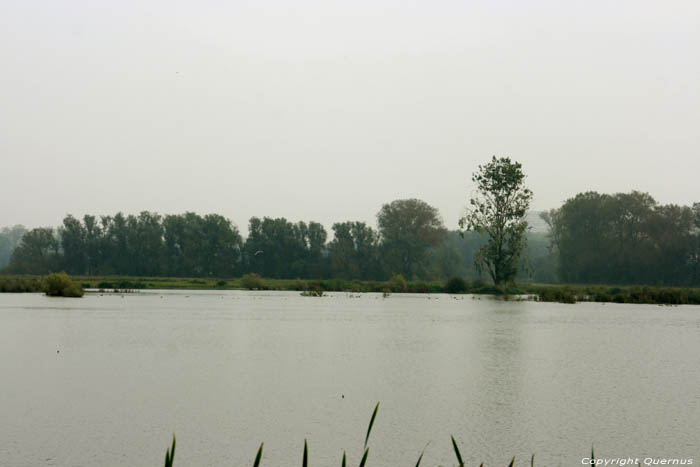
[2,274,700,305]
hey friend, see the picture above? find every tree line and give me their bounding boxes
[3,199,481,280]
[543,191,700,286]
[3,155,698,286]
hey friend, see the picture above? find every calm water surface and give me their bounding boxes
[1,291,699,467]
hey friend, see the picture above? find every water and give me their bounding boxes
[1,290,699,467]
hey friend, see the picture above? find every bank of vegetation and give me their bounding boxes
[3,273,698,305]
[0,205,554,283]
[1,156,698,301]
[2,193,698,289]
[0,273,83,297]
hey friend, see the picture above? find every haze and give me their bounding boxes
[1,0,698,233]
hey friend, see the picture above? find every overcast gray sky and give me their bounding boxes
[1,0,698,234]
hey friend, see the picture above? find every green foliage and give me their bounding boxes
[548,191,700,285]
[460,156,533,286]
[526,283,700,305]
[329,221,381,280]
[533,285,577,304]
[364,402,379,448]
[156,402,611,467]
[241,273,264,290]
[5,227,60,274]
[0,276,44,292]
[300,287,324,297]
[164,436,175,467]
[2,187,696,287]
[377,199,447,280]
[445,277,468,294]
[244,217,327,279]
[0,225,27,270]
[253,443,263,467]
[388,274,407,292]
[451,435,464,467]
[45,272,84,297]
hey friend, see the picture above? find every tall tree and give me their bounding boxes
[329,221,380,279]
[243,217,326,278]
[691,203,700,285]
[201,214,243,276]
[459,156,533,285]
[6,228,60,274]
[60,215,87,274]
[377,199,446,279]
[0,225,27,270]
[547,192,698,285]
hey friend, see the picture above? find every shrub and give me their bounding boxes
[445,277,468,294]
[116,280,145,289]
[0,276,44,293]
[45,273,84,297]
[241,273,264,290]
[388,274,407,292]
[216,280,227,287]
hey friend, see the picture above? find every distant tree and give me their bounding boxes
[428,241,462,280]
[646,203,694,285]
[547,192,698,285]
[459,156,533,286]
[124,212,165,275]
[0,225,27,270]
[302,221,328,278]
[377,199,447,279]
[243,217,327,279]
[328,221,381,280]
[691,203,700,285]
[60,215,87,274]
[6,228,60,274]
[83,214,103,275]
[201,214,243,277]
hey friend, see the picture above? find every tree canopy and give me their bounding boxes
[377,199,447,280]
[546,191,700,285]
[459,156,533,285]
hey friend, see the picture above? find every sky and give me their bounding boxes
[1,0,698,235]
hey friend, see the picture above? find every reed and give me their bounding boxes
[160,404,552,467]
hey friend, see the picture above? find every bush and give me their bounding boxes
[0,276,44,293]
[115,280,145,289]
[241,273,264,290]
[216,280,227,287]
[45,273,84,297]
[445,277,468,294]
[388,274,407,292]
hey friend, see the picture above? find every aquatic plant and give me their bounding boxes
[160,403,558,467]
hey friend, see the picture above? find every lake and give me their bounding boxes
[1,290,699,466]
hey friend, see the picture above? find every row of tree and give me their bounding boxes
[3,154,698,286]
[543,191,700,286]
[3,200,472,280]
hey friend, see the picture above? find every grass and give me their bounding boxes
[2,273,700,305]
[159,403,595,467]
[0,275,45,293]
[0,273,83,297]
[522,284,700,305]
